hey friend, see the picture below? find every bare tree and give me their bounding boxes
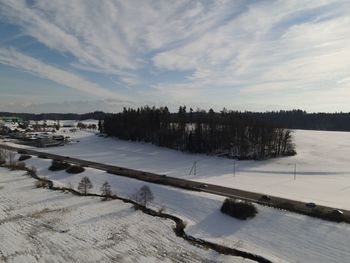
[0,150,16,165]
[0,149,7,165]
[77,176,93,195]
[134,185,154,206]
[100,181,112,200]
[8,151,16,165]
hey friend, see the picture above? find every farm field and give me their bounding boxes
[3,128,350,262]
[10,154,350,263]
[15,128,350,210]
[0,168,242,263]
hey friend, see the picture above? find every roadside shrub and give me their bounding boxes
[6,162,26,171]
[14,162,26,170]
[35,178,50,188]
[18,154,31,161]
[158,206,166,213]
[38,154,49,159]
[27,166,37,177]
[66,165,85,174]
[220,198,257,220]
[17,149,28,154]
[49,160,71,171]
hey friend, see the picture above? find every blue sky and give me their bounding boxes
[0,0,350,113]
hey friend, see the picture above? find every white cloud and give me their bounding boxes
[0,48,128,99]
[0,0,238,73]
[151,1,350,105]
[1,0,350,111]
[0,99,134,114]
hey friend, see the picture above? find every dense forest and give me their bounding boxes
[248,110,350,131]
[6,107,350,159]
[102,106,296,160]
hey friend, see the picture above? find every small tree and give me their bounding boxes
[0,149,7,165]
[78,176,93,195]
[8,152,17,163]
[100,181,112,200]
[134,185,154,206]
[98,120,103,133]
[55,120,60,131]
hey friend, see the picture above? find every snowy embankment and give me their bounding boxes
[24,129,350,210]
[0,168,243,263]
[17,156,350,263]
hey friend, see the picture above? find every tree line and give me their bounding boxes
[0,111,106,121]
[4,109,350,132]
[102,106,296,160]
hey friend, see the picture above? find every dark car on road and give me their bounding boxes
[305,202,316,208]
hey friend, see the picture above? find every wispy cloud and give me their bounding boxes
[0,48,127,99]
[1,0,350,112]
[0,99,134,114]
[152,0,350,102]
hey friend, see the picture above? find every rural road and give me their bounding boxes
[1,143,349,223]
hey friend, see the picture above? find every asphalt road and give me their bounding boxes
[1,143,349,223]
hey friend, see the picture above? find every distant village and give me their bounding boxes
[0,116,98,147]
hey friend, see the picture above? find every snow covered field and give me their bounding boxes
[21,129,350,210]
[0,168,245,263]
[2,128,350,262]
[6,155,350,263]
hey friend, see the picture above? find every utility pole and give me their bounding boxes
[189,161,197,176]
[233,160,236,177]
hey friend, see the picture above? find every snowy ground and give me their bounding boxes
[3,129,350,262]
[0,168,245,263]
[16,129,350,210]
[16,156,350,263]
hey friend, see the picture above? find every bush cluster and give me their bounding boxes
[26,166,37,177]
[66,165,85,174]
[5,162,26,171]
[49,160,71,171]
[35,179,50,188]
[220,198,257,220]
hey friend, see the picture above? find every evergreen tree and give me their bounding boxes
[102,106,297,160]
